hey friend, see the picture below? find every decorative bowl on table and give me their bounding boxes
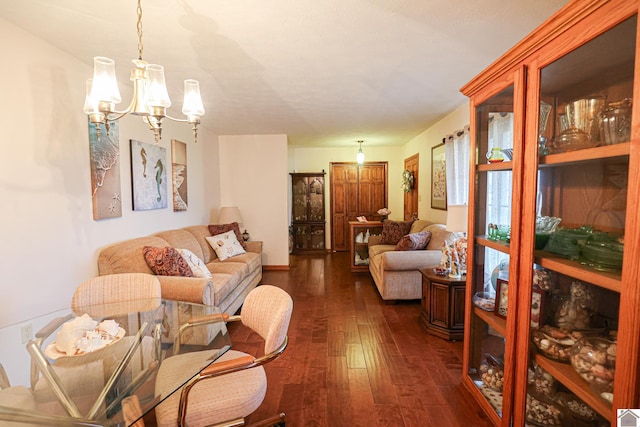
[554,392,605,425]
[473,292,495,312]
[526,390,565,427]
[531,325,584,363]
[569,337,616,394]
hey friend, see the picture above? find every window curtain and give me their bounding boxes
[484,112,514,291]
[445,125,470,206]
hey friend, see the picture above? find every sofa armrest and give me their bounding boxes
[379,250,442,271]
[367,235,382,247]
[245,240,262,254]
[156,276,213,305]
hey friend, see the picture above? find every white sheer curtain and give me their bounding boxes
[445,125,470,205]
[484,113,514,290]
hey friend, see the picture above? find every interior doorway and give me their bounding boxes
[403,154,419,221]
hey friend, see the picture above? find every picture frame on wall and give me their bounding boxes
[130,139,168,211]
[431,142,447,210]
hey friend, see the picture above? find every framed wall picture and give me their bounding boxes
[130,139,168,211]
[431,142,447,210]
[171,139,188,212]
[495,278,508,319]
[89,120,122,220]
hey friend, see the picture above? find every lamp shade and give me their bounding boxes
[446,204,468,233]
[218,206,243,225]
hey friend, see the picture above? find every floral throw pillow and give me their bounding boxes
[205,230,247,261]
[208,222,247,249]
[143,246,194,277]
[176,248,212,278]
[395,231,432,251]
[380,220,414,245]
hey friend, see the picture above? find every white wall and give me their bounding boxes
[0,17,218,328]
[218,135,290,267]
[403,103,470,225]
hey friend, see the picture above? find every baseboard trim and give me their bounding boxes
[263,265,290,271]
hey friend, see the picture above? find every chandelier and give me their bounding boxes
[83,0,204,143]
[356,140,365,164]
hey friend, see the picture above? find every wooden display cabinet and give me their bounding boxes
[349,221,383,272]
[291,172,326,254]
[461,2,640,426]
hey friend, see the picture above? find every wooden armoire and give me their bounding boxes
[330,162,387,251]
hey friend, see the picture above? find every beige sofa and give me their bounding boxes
[97,225,262,315]
[368,220,460,301]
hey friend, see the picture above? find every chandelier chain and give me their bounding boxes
[136,0,144,60]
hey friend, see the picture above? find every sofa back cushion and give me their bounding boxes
[98,236,169,275]
[410,219,434,234]
[380,220,414,245]
[153,229,205,261]
[425,224,460,250]
[183,225,218,263]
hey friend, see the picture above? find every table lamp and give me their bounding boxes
[218,206,250,240]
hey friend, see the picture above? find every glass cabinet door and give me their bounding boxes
[292,176,309,222]
[464,76,523,427]
[515,14,636,427]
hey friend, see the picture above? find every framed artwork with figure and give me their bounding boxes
[431,142,447,210]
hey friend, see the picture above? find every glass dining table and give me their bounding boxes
[0,298,231,426]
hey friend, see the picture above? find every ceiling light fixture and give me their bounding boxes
[356,140,365,165]
[83,0,204,143]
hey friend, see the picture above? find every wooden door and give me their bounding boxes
[330,162,388,251]
[404,154,419,221]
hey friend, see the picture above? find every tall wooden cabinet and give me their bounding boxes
[330,162,388,251]
[461,2,640,426]
[290,172,326,254]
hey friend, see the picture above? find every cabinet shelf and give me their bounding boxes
[476,236,510,254]
[473,306,507,336]
[477,162,514,172]
[534,252,622,293]
[533,353,611,419]
[538,143,630,167]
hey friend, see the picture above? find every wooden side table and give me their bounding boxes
[419,267,466,341]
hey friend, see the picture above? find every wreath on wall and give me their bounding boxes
[401,169,415,193]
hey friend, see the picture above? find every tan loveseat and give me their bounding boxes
[368,220,460,301]
[97,225,262,315]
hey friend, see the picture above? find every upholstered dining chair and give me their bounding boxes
[154,284,293,427]
[71,273,162,310]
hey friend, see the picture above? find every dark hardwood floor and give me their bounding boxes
[231,252,492,427]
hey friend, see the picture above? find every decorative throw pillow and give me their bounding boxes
[208,222,247,249]
[142,246,194,277]
[380,220,414,245]
[205,230,247,261]
[176,248,212,278]
[395,231,432,251]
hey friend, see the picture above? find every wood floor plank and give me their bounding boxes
[234,252,491,427]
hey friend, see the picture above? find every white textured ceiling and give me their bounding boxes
[0,0,568,147]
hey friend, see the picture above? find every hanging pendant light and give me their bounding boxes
[356,140,365,164]
[83,0,204,143]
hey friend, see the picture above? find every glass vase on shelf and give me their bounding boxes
[486,147,505,163]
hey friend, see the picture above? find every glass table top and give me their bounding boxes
[0,298,231,426]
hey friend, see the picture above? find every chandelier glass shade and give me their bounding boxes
[83,0,204,143]
[356,140,365,164]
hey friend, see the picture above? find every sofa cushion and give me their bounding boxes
[176,248,212,278]
[380,220,414,245]
[395,231,432,251]
[206,231,246,261]
[143,246,194,277]
[208,223,247,249]
[425,224,458,250]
